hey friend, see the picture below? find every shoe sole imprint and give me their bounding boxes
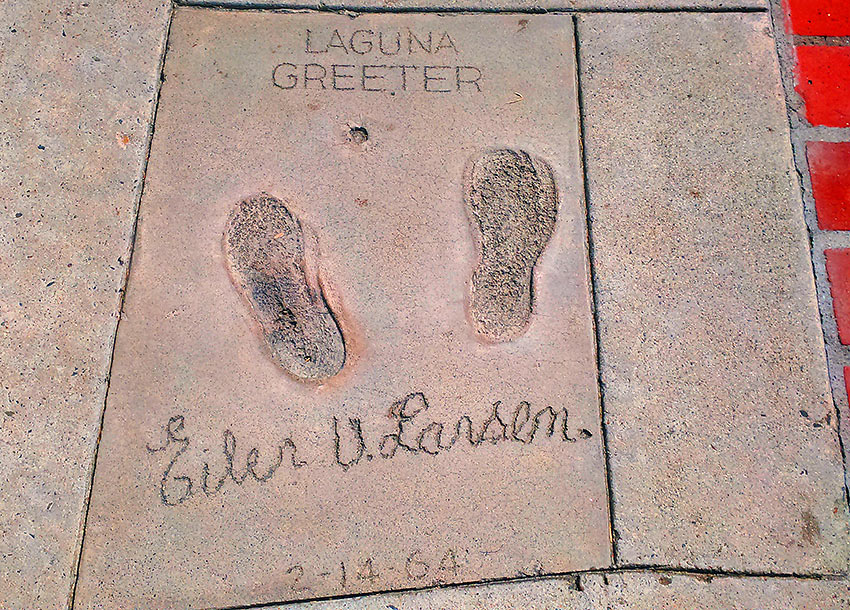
[464,149,558,342]
[224,193,345,381]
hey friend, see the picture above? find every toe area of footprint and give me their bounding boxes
[464,149,558,342]
[224,193,345,381]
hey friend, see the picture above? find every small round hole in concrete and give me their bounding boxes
[349,126,368,144]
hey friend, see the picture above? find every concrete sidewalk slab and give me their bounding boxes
[0,2,170,609]
[73,10,610,610]
[578,11,850,573]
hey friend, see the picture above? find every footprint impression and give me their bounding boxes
[224,193,345,381]
[464,149,558,342]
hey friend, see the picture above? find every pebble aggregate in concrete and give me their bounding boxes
[0,2,170,609]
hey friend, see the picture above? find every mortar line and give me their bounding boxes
[172,1,768,14]
[792,35,850,46]
[572,13,618,569]
[66,6,176,609]
[204,564,847,610]
[765,0,850,511]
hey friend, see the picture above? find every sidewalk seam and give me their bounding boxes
[767,0,850,513]
[66,5,177,609]
[170,0,768,14]
[572,13,619,570]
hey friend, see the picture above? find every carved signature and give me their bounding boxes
[333,392,592,471]
[146,415,305,506]
[146,392,592,505]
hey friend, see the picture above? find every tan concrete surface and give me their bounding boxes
[73,11,610,610]
[0,2,170,609]
[581,572,850,609]
[260,572,850,610]
[578,11,850,573]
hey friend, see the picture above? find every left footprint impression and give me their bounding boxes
[224,193,346,381]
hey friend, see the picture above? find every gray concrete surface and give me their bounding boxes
[1,1,848,610]
[0,2,170,609]
[578,11,850,573]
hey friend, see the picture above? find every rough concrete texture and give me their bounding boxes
[581,572,850,608]
[74,11,609,610]
[766,0,850,493]
[182,0,766,11]
[0,2,170,609]
[465,149,558,342]
[579,11,850,573]
[225,193,347,380]
[263,572,850,610]
[809,226,850,492]
[800,145,850,493]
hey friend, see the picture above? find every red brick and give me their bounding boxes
[807,141,850,230]
[795,46,850,127]
[825,248,850,344]
[786,0,850,36]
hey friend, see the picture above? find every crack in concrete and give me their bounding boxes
[203,566,848,610]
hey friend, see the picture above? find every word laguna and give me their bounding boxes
[304,28,460,56]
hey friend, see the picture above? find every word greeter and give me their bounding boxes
[273,63,483,94]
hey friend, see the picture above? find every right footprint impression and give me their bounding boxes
[224,193,345,382]
[464,149,558,342]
